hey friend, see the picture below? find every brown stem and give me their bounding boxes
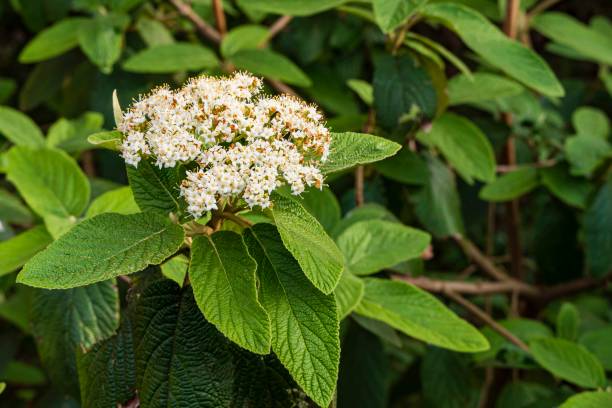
[503,0,521,38]
[496,160,556,172]
[527,0,562,18]
[355,166,365,207]
[170,0,222,44]
[393,275,539,297]
[222,212,253,228]
[453,235,512,282]
[212,0,227,37]
[267,79,299,96]
[81,151,96,177]
[261,16,293,47]
[542,274,611,302]
[486,203,496,256]
[445,290,530,352]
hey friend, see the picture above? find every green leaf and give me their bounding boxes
[560,392,612,408]
[18,212,184,289]
[0,77,16,104]
[132,281,233,407]
[375,147,429,185]
[532,12,612,66]
[337,220,430,276]
[135,17,174,47]
[479,167,539,202]
[5,146,90,220]
[584,178,612,277]
[230,49,312,87]
[85,186,140,218]
[334,270,364,318]
[565,135,611,177]
[346,79,373,106]
[530,338,606,388]
[127,159,184,216]
[0,226,52,277]
[160,254,188,286]
[77,319,136,408]
[220,25,269,58]
[270,191,344,294]
[18,57,71,111]
[87,130,122,150]
[0,188,33,225]
[122,43,219,73]
[32,281,119,395]
[18,18,87,63]
[46,112,104,152]
[448,72,523,106]
[422,3,563,97]
[321,132,401,175]
[496,382,555,408]
[245,0,347,16]
[244,224,340,407]
[579,327,612,371]
[557,303,580,341]
[78,17,123,73]
[356,278,489,352]
[373,54,437,127]
[297,187,341,233]
[190,232,271,354]
[476,318,552,362]
[572,107,609,139]
[412,156,464,237]
[0,361,46,386]
[406,32,473,79]
[417,113,495,183]
[0,106,45,146]
[541,165,594,209]
[372,0,425,32]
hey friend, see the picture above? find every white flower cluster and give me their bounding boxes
[118,73,331,217]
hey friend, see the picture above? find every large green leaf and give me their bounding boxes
[298,187,341,233]
[85,186,140,218]
[560,392,612,408]
[321,132,401,175]
[530,338,606,388]
[18,212,184,289]
[479,167,539,202]
[46,112,104,153]
[0,226,52,277]
[123,43,219,73]
[0,189,33,225]
[573,107,609,139]
[5,146,90,219]
[565,135,611,177]
[337,220,430,275]
[417,112,495,183]
[448,72,523,106]
[0,106,45,146]
[334,270,364,318]
[18,18,88,63]
[422,3,563,97]
[230,49,311,87]
[77,319,136,408]
[220,25,268,58]
[579,327,612,371]
[190,232,271,354]
[132,281,234,408]
[245,0,347,16]
[373,54,437,127]
[532,13,612,66]
[127,160,184,216]
[412,156,464,237]
[244,224,340,407]
[355,278,489,352]
[78,17,123,73]
[372,0,425,32]
[32,281,119,396]
[375,147,429,185]
[584,178,612,277]
[270,191,344,294]
[331,204,398,239]
[541,165,593,209]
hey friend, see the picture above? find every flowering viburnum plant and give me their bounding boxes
[118,73,329,216]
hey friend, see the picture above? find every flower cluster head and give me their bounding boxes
[118,72,331,217]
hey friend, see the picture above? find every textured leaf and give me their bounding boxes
[230,49,312,87]
[479,167,539,202]
[412,156,464,237]
[560,392,612,408]
[18,212,184,289]
[422,3,563,97]
[334,270,364,318]
[244,224,340,407]
[298,187,341,233]
[78,17,123,73]
[190,232,271,354]
[530,338,606,388]
[373,54,437,127]
[321,132,401,175]
[32,281,119,396]
[77,319,135,408]
[0,189,33,225]
[5,146,90,219]
[123,43,219,73]
[337,220,430,275]
[584,178,612,277]
[0,106,45,146]
[331,204,398,239]
[372,0,425,32]
[572,107,609,139]
[270,191,344,294]
[220,25,268,58]
[417,112,495,183]
[557,303,580,341]
[18,18,87,63]
[533,12,612,66]
[132,281,234,408]
[127,160,184,216]
[86,186,140,218]
[448,72,523,106]
[0,226,52,277]
[541,165,593,209]
[245,0,347,16]
[565,135,611,177]
[355,278,489,352]
[375,147,429,185]
[160,254,189,286]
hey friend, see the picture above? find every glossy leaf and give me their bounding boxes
[560,392,612,408]
[19,18,87,63]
